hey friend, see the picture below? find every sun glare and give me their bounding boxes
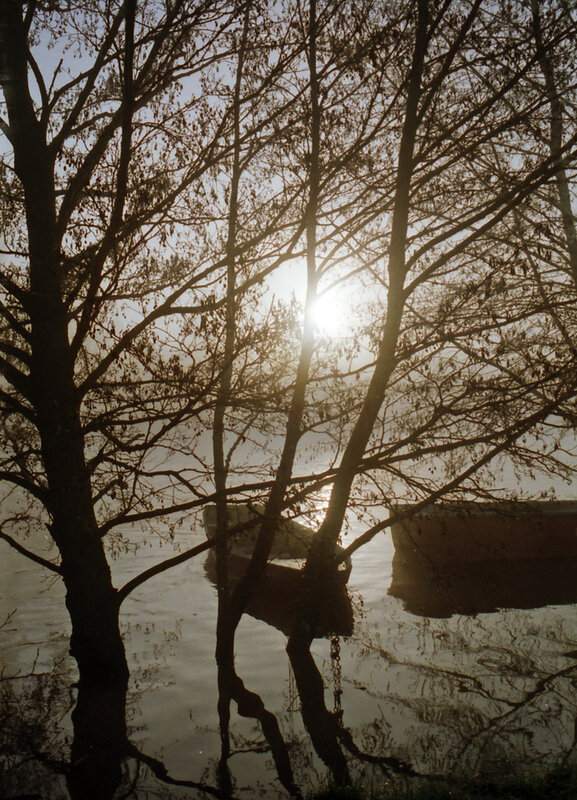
[310,291,348,337]
[267,259,359,339]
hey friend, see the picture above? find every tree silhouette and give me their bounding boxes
[1,0,577,689]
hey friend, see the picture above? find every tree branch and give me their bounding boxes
[0,529,61,574]
[116,539,210,605]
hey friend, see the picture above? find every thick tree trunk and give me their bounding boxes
[0,0,128,688]
[28,276,128,685]
[31,314,128,685]
[35,330,128,684]
[61,546,129,687]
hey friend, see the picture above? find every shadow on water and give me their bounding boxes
[0,660,242,799]
[213,552,413,798]
[67,680,128,799]
[0,658,130,799]
[215,623,303,799]
[0,550,361,798]
[286,631,414,788]
[211,546,357,798]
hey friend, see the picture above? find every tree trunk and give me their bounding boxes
[34,326,128,685]
[289,0,429,645]
[0,0,128,688]
[30,300,128,685]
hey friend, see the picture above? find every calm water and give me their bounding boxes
[2,520,577,798]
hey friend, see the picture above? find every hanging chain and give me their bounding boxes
[330,635,343,724]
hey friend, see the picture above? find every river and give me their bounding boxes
[2,515,577,798]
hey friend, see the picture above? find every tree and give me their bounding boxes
[193,0,577,652]
[0,0,310,686]
[2,0,577,694]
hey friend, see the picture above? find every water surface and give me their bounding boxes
[2,522,577,798]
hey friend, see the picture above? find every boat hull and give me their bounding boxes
[392,502,577,565]
[203,503,352,583]
[390,502,577,617]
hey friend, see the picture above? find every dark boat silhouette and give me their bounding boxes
[203,503,353,635]
[391,501,577,564]
[204,549,354,636]
[389,502,577,617]
[203,503,352,582]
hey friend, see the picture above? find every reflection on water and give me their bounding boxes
[204,551,354,637]
[389,554,577,617]
[2,529,577,797]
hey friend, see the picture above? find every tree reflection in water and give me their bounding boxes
[215,624,302,798]
[211,552,415,797]
[350,608,577,781]
[0,626,232,799]
[287,631,415,787]
[210,548,355,798]
[4,551,577,798]
[0,649,72,799]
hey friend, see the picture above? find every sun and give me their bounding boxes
[309,291,347,337]
[266,258,357,339]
